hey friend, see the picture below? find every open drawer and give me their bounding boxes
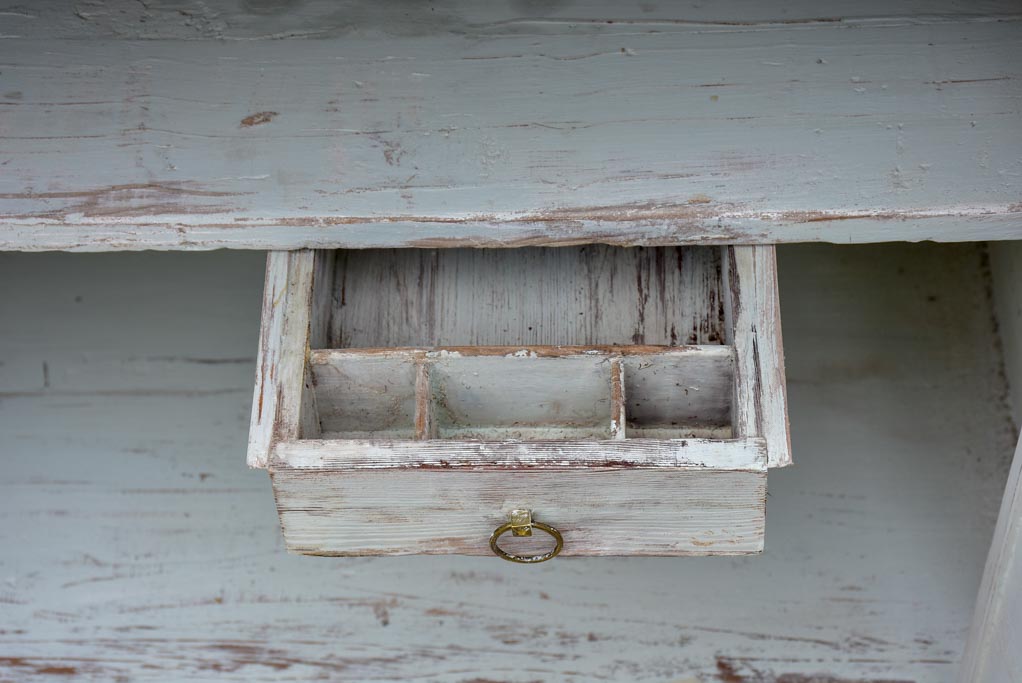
[248,246,789,557]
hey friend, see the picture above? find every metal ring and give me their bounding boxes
[489,520,563,563]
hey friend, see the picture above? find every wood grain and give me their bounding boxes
[724,246,792,467]
[327,246,726,349]
[2,1,1020,250]
[270,455,767,556]
[272,437,766,471]
[247,250,316,468]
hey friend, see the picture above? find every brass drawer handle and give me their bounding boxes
[489,509,563,563]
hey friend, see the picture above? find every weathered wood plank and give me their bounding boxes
[327,246,725,349]
[309,344,734,360]
[724,246,792,467]
[246,250,315,468]
[271,439,767,556]
[8,0,1018,42]
[272,437,766,471]
[1,1,1020,250]
[610,357,627,440]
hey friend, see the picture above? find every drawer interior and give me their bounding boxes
[304,246,734,443]
[308,347,734,442]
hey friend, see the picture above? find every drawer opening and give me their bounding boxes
[301,245,739,443]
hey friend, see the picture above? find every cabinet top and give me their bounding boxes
[2,0,1020,251]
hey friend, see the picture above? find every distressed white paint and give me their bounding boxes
[273,438,766,471]
[724,246,792,467]
[0,244,1016,680]
[1,1,1021,251]
[247,250,314,468]
[271,464,767,557]
[960,432,1022,682]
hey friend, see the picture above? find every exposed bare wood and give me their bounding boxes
[327,247,725,349]
[246,250,315,468]
[413,360,436,441]
[723,246,792,467]
[298,365,321,441]
[308,250,336,350]
[5,1,1019,250]
[610,358,627,440]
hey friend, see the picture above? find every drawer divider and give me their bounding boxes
[610,357,627,440]
[414,357,437,441]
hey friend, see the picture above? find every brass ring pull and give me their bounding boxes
[490,509,563,564]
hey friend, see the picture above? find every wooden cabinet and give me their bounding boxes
[248,245,789,558]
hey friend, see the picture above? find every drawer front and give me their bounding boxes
[249,245,789,558]
[271,439,766,556]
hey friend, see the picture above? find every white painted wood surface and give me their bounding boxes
[274,438,765,471]
[0,243,1016,680]
[272,463,767,557]
[1,1,1021,251]
[960,431,1022,682]
[272,438,767,558]
[724,246,792,467]
[246,250,315,468]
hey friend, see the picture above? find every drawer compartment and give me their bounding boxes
[249,245,789,557]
